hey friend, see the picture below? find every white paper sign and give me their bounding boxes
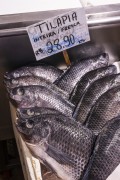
[107,164,120,180]
[27,8,90,61]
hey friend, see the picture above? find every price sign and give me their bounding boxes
[107,163,120,180]
[27,8,90,61]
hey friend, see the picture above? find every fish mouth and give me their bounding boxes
[20,133,37,146]
[15,122,23,133]
[4,80,12,91]
[4,78,10,84]
[16,109,25,118]
[6,87,12,94]
[4,72,11,79]
[16,110,21,118]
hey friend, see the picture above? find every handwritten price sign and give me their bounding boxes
[27,8,90,61]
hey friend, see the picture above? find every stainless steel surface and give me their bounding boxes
[90,24,120,63]
[0,9,74,37]
[80,0,120,7]
[0,4,120,140]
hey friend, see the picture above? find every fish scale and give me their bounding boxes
[54,53,109,95]
[83,116,120,180]
[70,65,117,106]
[74,73,120,124]
[17,114,95,180]
[85,85,120,135]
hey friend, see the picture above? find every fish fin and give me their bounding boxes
[46,144,74,166]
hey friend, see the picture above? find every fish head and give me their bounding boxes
[97,53,109,67]
[9,87,25,101]
[16,117,51,145]
[16,118,35,143]
[17,108,36,118]
[4,67,30,79]
[16,117,75,180]
[4,78,19,88]
[9,86,36,107]
[4,69,20,79]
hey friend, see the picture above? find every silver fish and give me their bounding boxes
[17,107,62,119]
[83,115,120,180]
[16,114,95,180]
[74,73,120,124]
[4,65,63,82]
[70,65,117,106]
[4,76,68,99]
[9,86,75,117]
[17,107,75,121]
[54,53,109,94]
[17,111,75,125]
[85,85,120,135]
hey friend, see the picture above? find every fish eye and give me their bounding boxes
[12,79,18,84]
[27,109,34,116]
[14,72,19,78]
[17,88,24,96]
[26,119,34,128]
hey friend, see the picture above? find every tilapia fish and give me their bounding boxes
[4,65,63,83]
[67,42,105,61]
[4,76,68,99]
[54,53,109,94]
[9,86,75,117]
[74,73,120,124]
[70,65,117,106]
[83,116,120,180]
[17,112,75,125]
[16,114,95,180]
[17,107,62,119]
[85,85,120,135]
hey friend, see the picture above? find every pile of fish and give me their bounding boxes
[4,43,120,180]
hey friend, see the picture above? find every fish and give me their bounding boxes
[16,114,95,180]
[4,76,69,99]
[17,107,75,121]
[67,42,105,61]
[54,53,109,95]
[17,110,75,124]
[70,65,117,106]
[83,115,120,180]
[74,73,120,124]
[9,86,75,117]
[85,85,120,135]
[4,65,63,83]
[17,107,62,119]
